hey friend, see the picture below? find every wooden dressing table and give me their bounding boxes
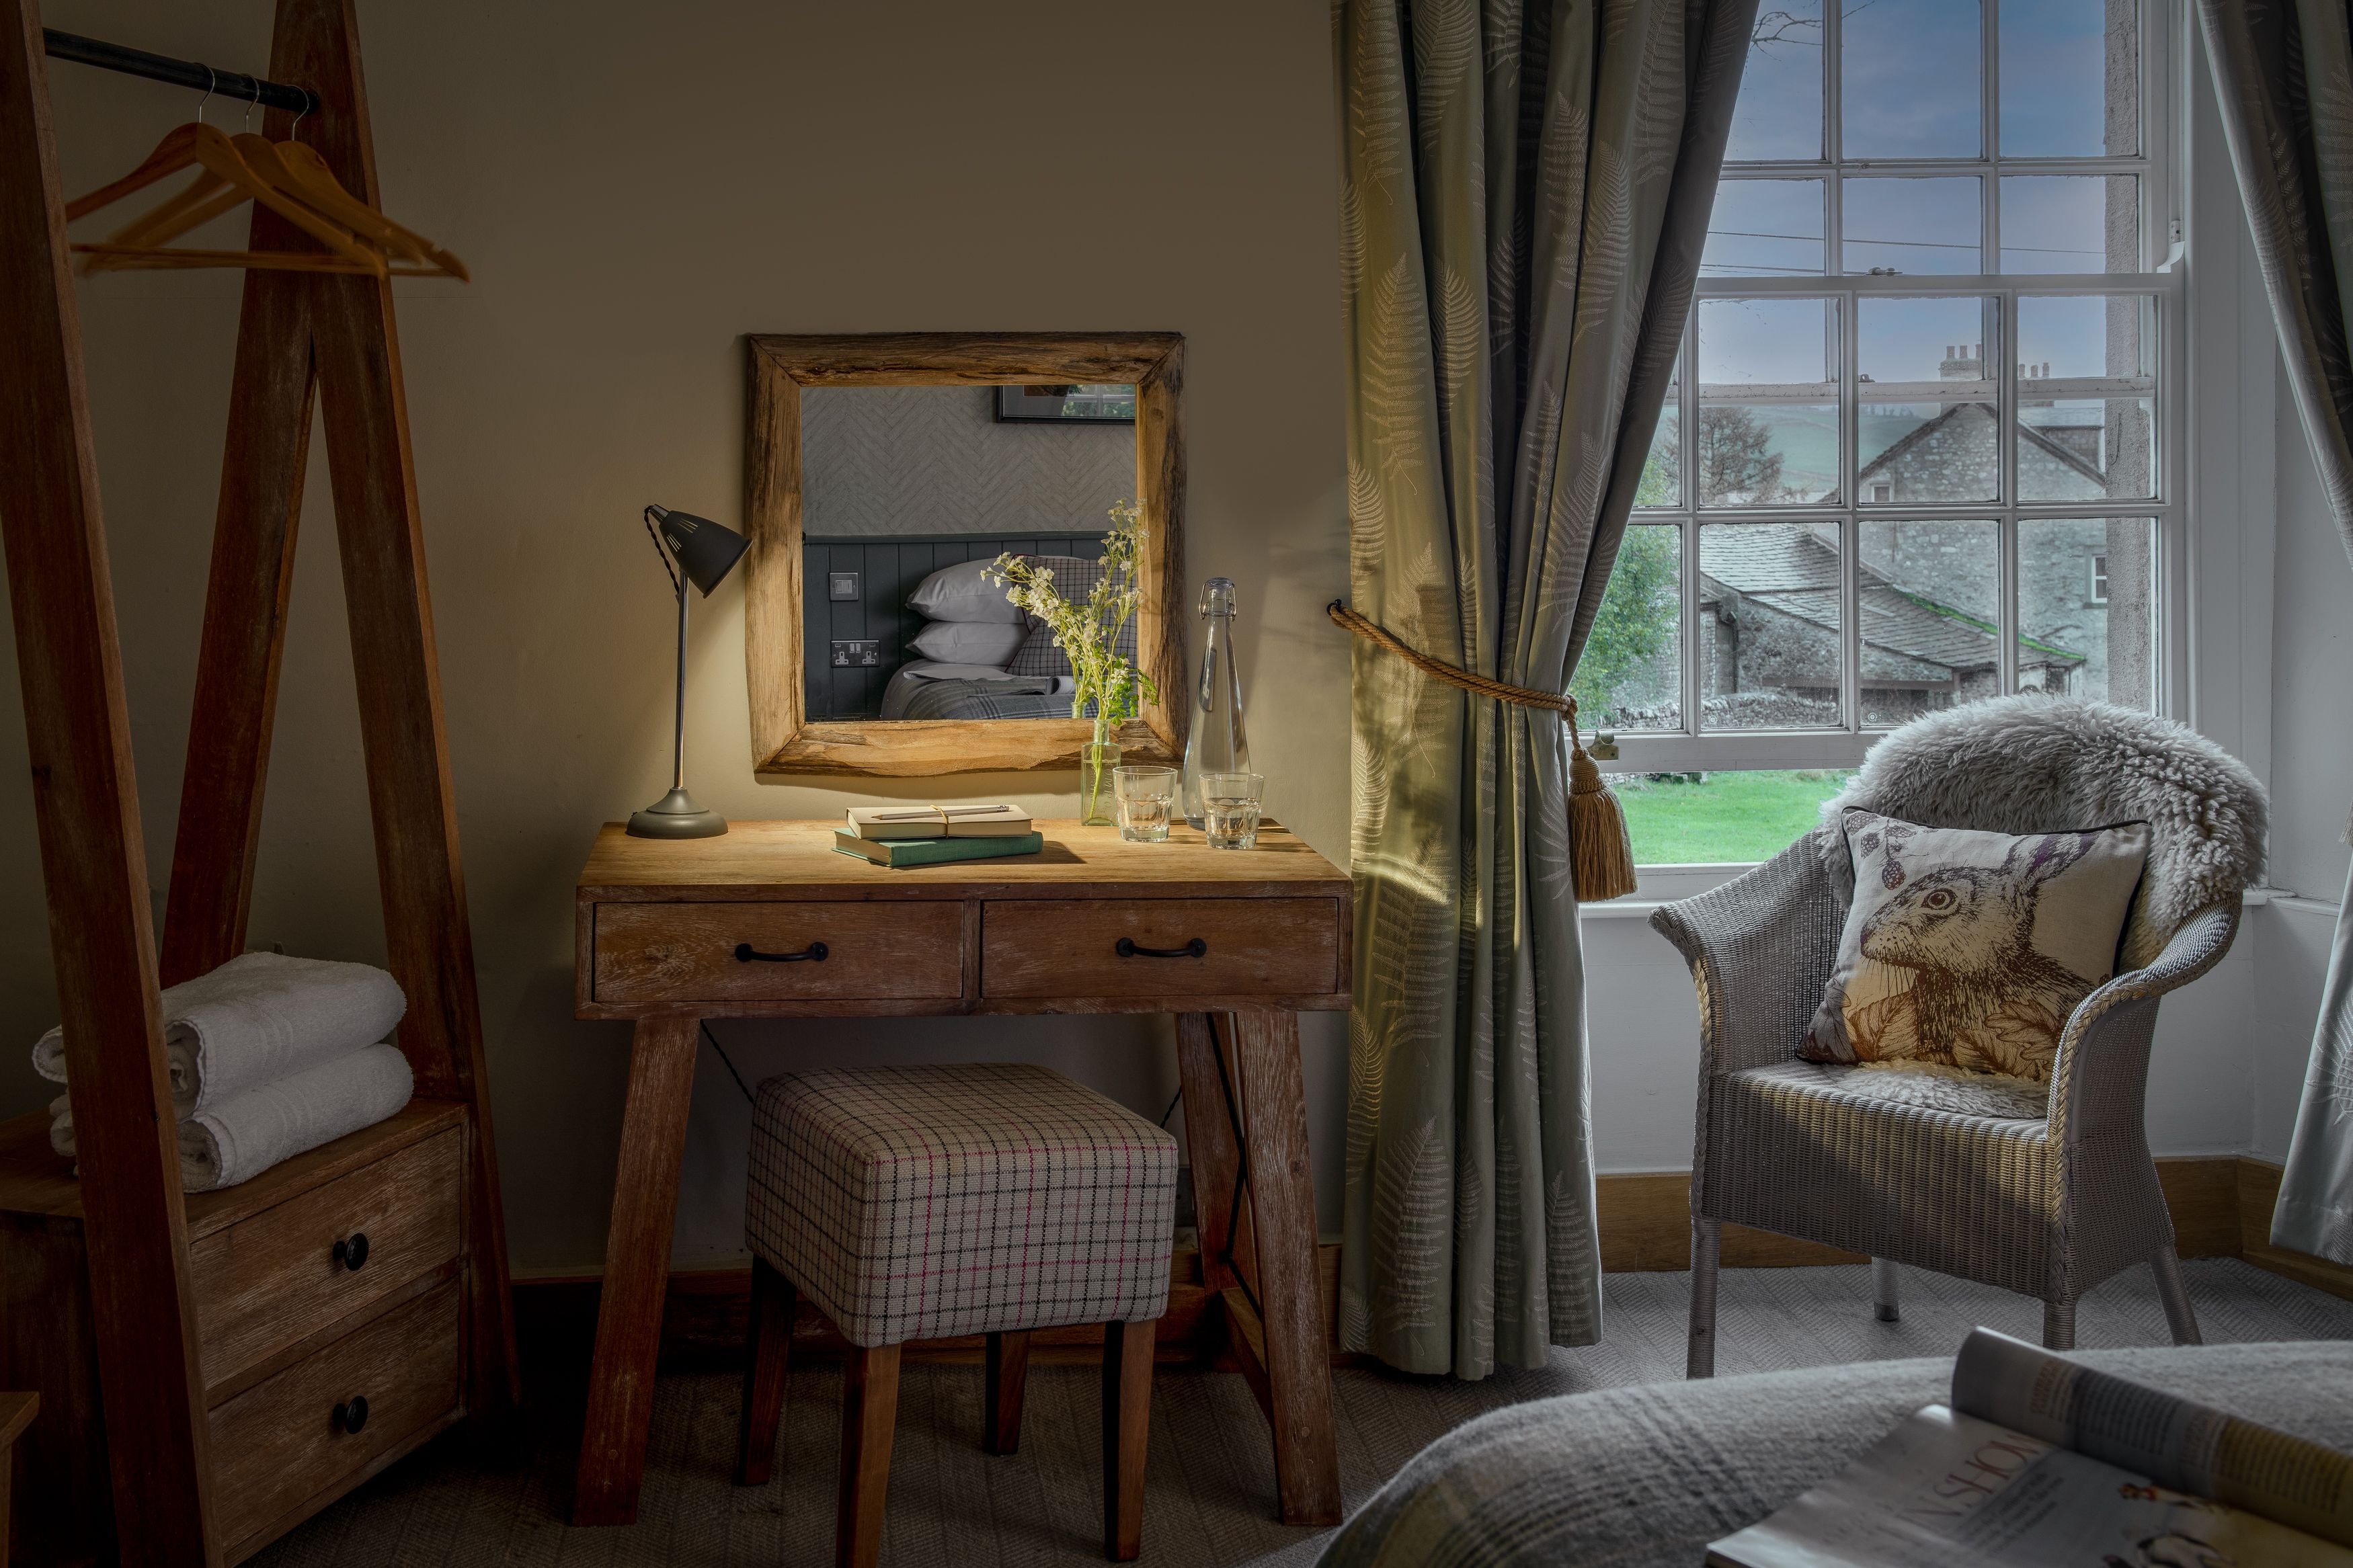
[570,818,1350,1528]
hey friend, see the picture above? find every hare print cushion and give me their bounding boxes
[1798,809,2151,1083]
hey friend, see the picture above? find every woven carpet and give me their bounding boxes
[251,1259,2353,1567]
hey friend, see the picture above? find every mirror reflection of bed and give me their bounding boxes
[801,382,1137,723]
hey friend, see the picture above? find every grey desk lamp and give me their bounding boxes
[628,503,751,839]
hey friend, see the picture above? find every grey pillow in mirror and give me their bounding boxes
[906,559,1024,623]
[908,620,1027,667]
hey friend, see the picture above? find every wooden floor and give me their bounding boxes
[249,1259,2353,1567]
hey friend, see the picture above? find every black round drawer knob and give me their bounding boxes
[333,1395,370,1434]
[332,1233,370,1271]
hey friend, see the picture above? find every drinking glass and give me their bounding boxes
[1113,766,1178,843]
[1200,771,1263,850]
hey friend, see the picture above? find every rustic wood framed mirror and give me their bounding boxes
[744,332,1186,778]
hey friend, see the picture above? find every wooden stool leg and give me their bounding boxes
[838,1344,902,1568]
[1101,1319,1155,1561]
[735,1257,797,1486]
[984,1329,1031,1455]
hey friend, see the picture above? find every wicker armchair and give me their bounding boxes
[1648,698,2264,1375]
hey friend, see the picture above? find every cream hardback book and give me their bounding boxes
[844,804,1035,840]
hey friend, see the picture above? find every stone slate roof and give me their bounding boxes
[1697,524,2083,682]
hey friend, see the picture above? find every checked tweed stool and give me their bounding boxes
[734,1063,1179,1566]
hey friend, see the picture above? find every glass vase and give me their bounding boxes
[1080,740,1121,827]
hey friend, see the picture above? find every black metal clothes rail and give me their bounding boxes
[41,28,317,116]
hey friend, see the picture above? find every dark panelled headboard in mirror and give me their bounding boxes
[804,532,1105,720]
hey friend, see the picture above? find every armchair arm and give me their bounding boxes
[2048,899,2241,1148]
[1648,833,1849,1077]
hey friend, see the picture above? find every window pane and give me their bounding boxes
[1999,0,2139,158]
[1573,524,1682,731]
[2016,295,2155,501]
[1636,360,1680,507]
[2020,518,2157,709]
[1842,0,1981,159]
[1857,297,1999,503]
[2001,175,2140,273]
[1697,298,1839,505]
[1842,177,1982,276]
[1859,518,2000,726]
[1613,768,1857,864]
[1704,178,1825,278]
[1728,0,1824,161]
[1698,522,1843,729]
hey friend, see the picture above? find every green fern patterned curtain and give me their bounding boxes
[1337,0,1755,1376]
[2198,0,2353,1266]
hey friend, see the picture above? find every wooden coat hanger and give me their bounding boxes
[255,137,469,280]
[65,118,385,274]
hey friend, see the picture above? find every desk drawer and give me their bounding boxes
[210,1276,463,1555]
[595,901,964,1003]
[983,899,1341,1000]
[190,1127,464,1395]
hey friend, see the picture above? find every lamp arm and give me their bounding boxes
[645,507,690,792]
[672,576,689,792]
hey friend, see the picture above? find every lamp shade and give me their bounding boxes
[649,504,750,595]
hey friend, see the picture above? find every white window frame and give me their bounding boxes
[1609,0,2185,777]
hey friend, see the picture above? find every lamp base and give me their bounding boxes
[627,787,729,839]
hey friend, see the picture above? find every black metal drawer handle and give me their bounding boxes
[735,941,828,963]
[333,1395,370,1434]
[331,1233,370,1272]
[1115,937,1207,959]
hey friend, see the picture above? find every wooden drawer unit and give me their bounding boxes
[209,1277,465,1557]
[594,900,965,1004]
[0,1102,474,1566]
[191,1127,463,1392]
[983,898,1342,1001]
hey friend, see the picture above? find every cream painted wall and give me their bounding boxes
[3,0,1350,1272]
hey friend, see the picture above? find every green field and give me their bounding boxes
[1612,769,1855,864]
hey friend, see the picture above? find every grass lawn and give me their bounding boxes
[1611,769,1855,865]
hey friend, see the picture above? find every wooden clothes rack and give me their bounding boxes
[0,1,516,1561]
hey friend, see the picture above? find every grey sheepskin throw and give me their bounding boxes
[1817,694,2266,971]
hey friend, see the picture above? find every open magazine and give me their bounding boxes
[1709,1328,2353,1568]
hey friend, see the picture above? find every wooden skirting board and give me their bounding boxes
[524,1156,2350,1368]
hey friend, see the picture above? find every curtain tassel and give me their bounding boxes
[1566,699,1638,903]
[1327,601,1638,901]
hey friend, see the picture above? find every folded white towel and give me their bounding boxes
[32,952,405,1118]
[49,1043,413,1192]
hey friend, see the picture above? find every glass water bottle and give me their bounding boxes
[1180,577,1250,829]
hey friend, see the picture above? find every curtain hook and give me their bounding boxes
[195,65,215,126]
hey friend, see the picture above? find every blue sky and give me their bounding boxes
[1698,3,2141,416]
[1727,0,2129,165]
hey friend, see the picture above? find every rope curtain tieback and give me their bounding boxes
[1328,600,1638,901]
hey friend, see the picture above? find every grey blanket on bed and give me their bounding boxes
[895,678,1071,723]
[1315,1341,2353,1568]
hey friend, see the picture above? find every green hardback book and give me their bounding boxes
[832,829,1045,868]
